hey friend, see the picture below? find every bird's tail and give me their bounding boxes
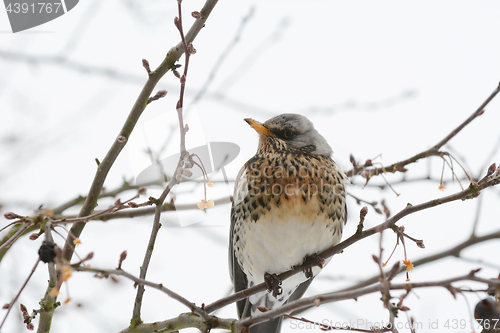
[239,296,283,333]
[239,279,313,333]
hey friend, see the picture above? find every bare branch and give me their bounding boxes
[346,82,500,178]
[237,273,500,330]
[117,270,498,333]
[61,0,218,263]
[131,174,184,325]
[58,196,232,222]
[190,6,255,105]
[119,313,235,333]
[0,259,40,330]
[0,222,32,253]
[37,226,58,333]
[73,265,209,320]
[432,83,500,150]
[339,228,500,292]
[131,0,217,325]
[32,1,220,331]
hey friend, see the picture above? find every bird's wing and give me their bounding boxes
[340,168,349,225]
[229,164,251,319]
[229,164,285,333]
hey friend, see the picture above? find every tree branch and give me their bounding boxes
[37,225,58,333]
[33,1,220,332]
[61,0,218,263]
[0,259,40,331]
[118,271,499,333]
[236,272,500,330]
[131,175,184,326]
[119,313,235,333]
[73,265,209,321]
[346,82,500,178]
[64,196,231,222]
[432,84,500,150]
[50,180,160,216]
[131,0,218,325]
[340,229,500,293]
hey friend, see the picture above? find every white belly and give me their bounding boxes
[237,196,342,308]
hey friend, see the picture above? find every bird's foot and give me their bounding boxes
[298,254,325,279]
[264,272,283,298]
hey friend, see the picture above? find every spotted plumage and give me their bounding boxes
[229,114,347,333]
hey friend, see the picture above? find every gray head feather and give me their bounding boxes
[264,113,333,156]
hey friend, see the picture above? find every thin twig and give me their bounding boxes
[0,259,40,330]
[350,176,468,189]
[54,196,232,222]
[174,0,189,155]
[338,228,500,293]
[346,82,500,178]
[347,192,381,214]
[51,194,139,225]
[131,176,184,325]
[131,1,213,325]
[0,221,20,234]
[74,265,209,320]
[433,83,500,150]
[470,194,483,237]
[0,223,32,253]
[479,133,500,174]
[190,6,255,105]
[45,180,159,217]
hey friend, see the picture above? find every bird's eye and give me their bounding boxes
[283,130,295,139]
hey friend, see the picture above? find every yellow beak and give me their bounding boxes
[244,118,274,137]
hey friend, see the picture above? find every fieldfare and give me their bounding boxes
[229,114,348,333]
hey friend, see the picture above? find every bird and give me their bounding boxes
[229,114,348,333]
[474,297,500,329]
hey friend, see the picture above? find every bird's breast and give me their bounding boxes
[232,153,347,282]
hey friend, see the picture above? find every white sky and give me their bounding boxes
[1,1,500,332]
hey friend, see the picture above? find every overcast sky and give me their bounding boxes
[1,1,500,332]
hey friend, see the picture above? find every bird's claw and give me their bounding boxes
[299,254,324,279]
[264,272,283,298]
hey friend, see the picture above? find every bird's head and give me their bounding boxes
[244,113,333,156]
